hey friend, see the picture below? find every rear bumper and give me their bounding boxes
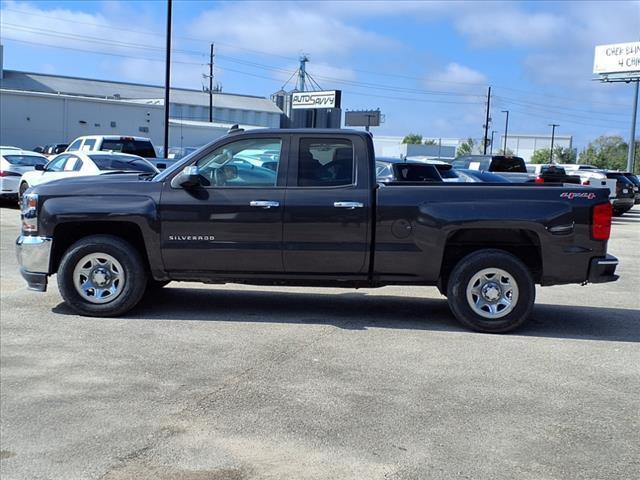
[588,255,619,284]
[613,197,635,210]
[0,177,20,195]
[16,235,52,292]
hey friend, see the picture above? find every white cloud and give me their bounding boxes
[425,63,487,89]
[0,0,207,87]
[189,2,394,57]
[453,9,565,48]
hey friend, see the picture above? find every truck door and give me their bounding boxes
[282,135,371,274]
[160,135,288,273]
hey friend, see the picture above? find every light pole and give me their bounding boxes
[628,80,638,172]
[549,123,559,163]
[501,110,509,155]
[163,0,172,160]
[490,130,497,155]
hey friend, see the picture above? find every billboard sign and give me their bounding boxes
[593,42,640,75]
[291,90,341,109]
[345,110,381,127]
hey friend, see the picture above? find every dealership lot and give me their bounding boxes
[1,205,639,479]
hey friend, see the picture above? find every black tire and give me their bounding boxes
[446,249,535,333]
[57,235,147,317]
[18,182,29,203]
[612,209,625,217]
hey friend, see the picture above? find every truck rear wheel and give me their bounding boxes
[57,235,147,317]
[446,249,535,333]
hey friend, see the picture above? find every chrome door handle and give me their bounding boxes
[250,200,280,208]
[334,201,364,209]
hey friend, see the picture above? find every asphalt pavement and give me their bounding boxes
[1,203,639,480]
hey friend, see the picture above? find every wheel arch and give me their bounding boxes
[438,228,542,294]
[50,221,150,275]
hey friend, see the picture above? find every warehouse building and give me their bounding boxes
[500,133,574,162]
[0,62,282,150]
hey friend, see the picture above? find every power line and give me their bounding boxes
[501,108,625,130]
[2,29,490,99]
[494,97,627,126]
[1,6,633,109]
[494,95,628,118]
[1,36,205,66]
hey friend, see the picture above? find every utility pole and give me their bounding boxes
[483,86,491,154]
[627,80,638,172]
[549,123,559,163]
[501,110,509,154]
[209,43,214,122]
[490,130,497,155]
[163,0,172,160]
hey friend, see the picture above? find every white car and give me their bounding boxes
[19,151,158,197]
[1,149,48,201]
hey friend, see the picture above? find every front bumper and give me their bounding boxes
[588,254,619,284]
[16,235,52,292]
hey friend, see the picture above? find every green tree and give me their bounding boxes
[423,139,437,145]
[496,148,515,156]
[530,147,576,164]
[579,135,628,171]
[402,133,423,144]
[531,148,551,164]
[457,138,476,156]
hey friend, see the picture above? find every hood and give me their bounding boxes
[31,173,161,197]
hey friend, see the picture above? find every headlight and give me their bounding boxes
[21,193,38,234]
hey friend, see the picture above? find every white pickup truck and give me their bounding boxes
[65,135,175,170]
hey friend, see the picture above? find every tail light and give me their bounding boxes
[534,176,545,183]
[0,170,20,177]
[582,180,590,185]
[592,202,612,241]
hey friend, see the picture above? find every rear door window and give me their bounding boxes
[297,138,354,187]
[490,157,526,172]
[101,139,156,158]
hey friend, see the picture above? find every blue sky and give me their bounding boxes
[1,0,639,150]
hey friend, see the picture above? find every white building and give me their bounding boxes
[372,135,458,160]
[0,65,283,150]
[500,133,573,162]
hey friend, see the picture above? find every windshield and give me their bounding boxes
[88,154,157,173]
[3,154,47,166]
[434,164,459,179]
[101,139,156,158]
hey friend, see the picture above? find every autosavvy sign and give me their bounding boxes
[593,41,640,75]
[291,90,342,109]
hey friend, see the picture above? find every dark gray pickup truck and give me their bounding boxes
[16,129,618,333]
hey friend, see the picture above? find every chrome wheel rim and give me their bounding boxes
[466,268,519,319]
[72,253,125,304]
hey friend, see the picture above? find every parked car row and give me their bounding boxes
[1,148,49,201]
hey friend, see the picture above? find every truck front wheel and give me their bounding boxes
[57,235,147,317]
[446,249,535,333]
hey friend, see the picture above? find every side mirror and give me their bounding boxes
[171,166,202,189]
[35,164,45,171]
